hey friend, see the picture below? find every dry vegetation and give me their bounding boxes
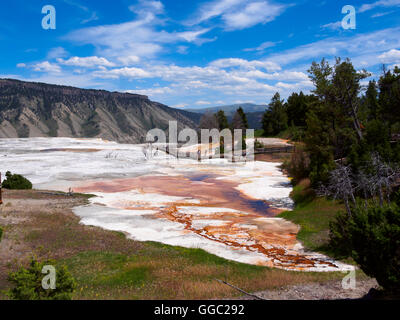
[0,189,348,300]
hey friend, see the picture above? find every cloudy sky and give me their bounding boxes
[1,0,400,109]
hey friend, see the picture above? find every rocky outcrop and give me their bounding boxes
[0,79,200,143]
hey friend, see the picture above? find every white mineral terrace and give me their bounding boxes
[0,137,352,272]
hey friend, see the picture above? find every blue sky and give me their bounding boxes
[1,0,400,109]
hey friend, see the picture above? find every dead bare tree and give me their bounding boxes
[354,171,371,208]
[199,112,219,130]
[319,153,400,216]
[369,153,400,206]
[317,164,356,217]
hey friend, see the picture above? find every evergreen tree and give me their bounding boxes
[215,110,229,131]
[199,112,219,130]
[364,80,380,121]
[378,66,400,129]
[286,91,316,127]
[262,92,288,136]
[231,107,248,130]
[305,58,366,185]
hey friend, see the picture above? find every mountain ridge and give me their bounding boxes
[0,78,200,143]
[184,103,267,115]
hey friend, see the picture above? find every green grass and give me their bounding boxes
[278,181,356,264]
[59,242,342,300]
[280,197,343,253]
[279,180,342,253]
[254,129,265,137]
[0,189,353,300]
[140,241,266,274]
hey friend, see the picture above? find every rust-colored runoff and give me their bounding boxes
[159,205,336,270]
[75,174,338,271]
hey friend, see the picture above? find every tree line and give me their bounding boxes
[261,58,400,187]
[199,107,249,131]
[267,58,400,295]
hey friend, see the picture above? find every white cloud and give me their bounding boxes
[267,27,400,68]
[188,0,244,25]
[209,58,281,72]
[96,67,152,79]
[243,70,309,81]
[81,12,99,24]
[118,55,141,66]
[90,57,311,104]
[129,0,165,16]
[321,21,342,31]
[58,56,116,68]
[63,0,99,24]
[371,10,394,17]
[223,1,286,30]
[172,103,188,109]
[126,86,174,96]
[243,41,277,52]
[177,46,189,54]
[16,63,26,68]
[47,47,69,59]
[178,28,212,43]
[33,61,61,73]
[187,0,288,31]
[359,0,400,12]
[65,11,213,61]
[195,100,212,105]
[379,49,400,63]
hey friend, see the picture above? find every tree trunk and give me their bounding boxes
[351,109,363,142]
[344,198,352,217]
[379,185,384,207]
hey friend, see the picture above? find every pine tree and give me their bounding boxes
[262,92,288,136]
[216,110,229,131]
[232,107,248,130]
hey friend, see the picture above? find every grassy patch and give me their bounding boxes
[254,129,265,137]
[61,246,342,300]
[278,180,357,265]
[279,180,342,254]
[0,189,350,300]
[280,197,343,253]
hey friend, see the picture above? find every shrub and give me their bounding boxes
[0,227,3,242]
[282,144,310,185]
[290,179,315,205]
[7,258,76,300]
[349,204,400,293]
[254,139,264,149]
[2,171,32,190]
[330,203,400,293]
[328,210,352,258]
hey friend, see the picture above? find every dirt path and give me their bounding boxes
[241,278,379,300]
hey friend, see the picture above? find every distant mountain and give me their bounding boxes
[185,103,267,116]
[0,79,200,143]
[185,103,266,129]
[246,112,264,130]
